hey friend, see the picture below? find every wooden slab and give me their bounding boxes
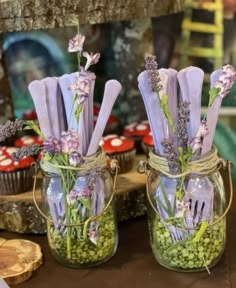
[0,0,183,33]
[0,155,147,233]
[0,238,43,285]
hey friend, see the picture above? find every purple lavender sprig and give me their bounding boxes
[0,119,24,142]
[12,144,41,161]
[161,139,180,175]
[177,101,190,149]
[145,55,163,92]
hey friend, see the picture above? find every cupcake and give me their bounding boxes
[100,135,136,173]
[142,132,154,156]
[0,147,35,195]
[14,135,43,148]
[123,120,150,153]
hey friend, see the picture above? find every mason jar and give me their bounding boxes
[142,148,232,272]
[37,150,118,268]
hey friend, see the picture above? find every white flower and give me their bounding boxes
[88,231,98,245]
[175,200,190,218]
[83,52,100,70]
[68,34,85,53]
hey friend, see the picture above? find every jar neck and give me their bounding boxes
[40,147,107,176]
[148,146,223,178]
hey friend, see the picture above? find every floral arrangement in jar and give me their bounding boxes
[138,56,236,272]
[0,29,122,268]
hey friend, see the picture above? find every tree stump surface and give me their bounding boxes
[0,155,147,233]
[0,238,43,285]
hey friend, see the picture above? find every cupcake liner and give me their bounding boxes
[109,148,136,174]
[0,165,35,195]
[141,143,154,157]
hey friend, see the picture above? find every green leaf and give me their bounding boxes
[159,94,176,133]
[41,152,52,162]
[190,221,209,242]
[24,120,46,140]
[72,93,78,103]
[159,181,174,217]
[208,87,221,107]
[79,198,91,210]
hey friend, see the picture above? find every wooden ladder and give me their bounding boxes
[180,0,224,79]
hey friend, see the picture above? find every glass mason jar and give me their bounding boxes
[38,150,118,268]
[144,148,232,272]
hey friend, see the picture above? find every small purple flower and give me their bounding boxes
[43,136,61,154]
[67,189,78,205]
[60,129,80,154]
[189,120,209,153]
[88,230,98,245]
[161,139,180,175]
[69,151,84,166]
[79,187,92,199]
[215,64,236,98]
[12,144,41,160]
[222,64,236,81]
[177,101,190,149]
[145,55,163,92]
[0,119,24,142]
[68,76,91,107]
[68,34,85,53]
[83,52,101,70]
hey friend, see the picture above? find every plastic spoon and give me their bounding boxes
[185,67,204,139]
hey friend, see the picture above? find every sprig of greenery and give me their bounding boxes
[208,87,221,107]
[160,94,176,133]
[23,120,46,140]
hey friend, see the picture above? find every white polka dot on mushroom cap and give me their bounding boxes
[0,159,12,166]
[125,122,137,130]
[0,155,6,161]
[99,139,104,146]
[136,124,147,131]
[6,147,18,154]
[22,136,34,145]
[104,134,118,139]
[111,139,123,146]
[14,161,19,166]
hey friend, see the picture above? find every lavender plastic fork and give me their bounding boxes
[180,68,214,228]
[138,71,181,242]
[28,80,53,138]
[87,80,122,156]
[138,71,165,154]
[201,70,223,155]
